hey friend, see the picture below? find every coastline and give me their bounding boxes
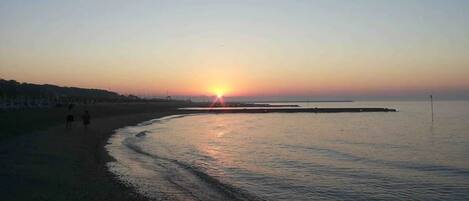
[0,104,191,201]
[0,103,398,200]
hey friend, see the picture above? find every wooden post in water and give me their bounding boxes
[430,95,434,122]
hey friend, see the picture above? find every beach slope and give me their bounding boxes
[0,103,189,201]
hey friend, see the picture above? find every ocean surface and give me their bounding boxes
[106,101,469,200]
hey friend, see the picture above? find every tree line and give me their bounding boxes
[0,79,169,109]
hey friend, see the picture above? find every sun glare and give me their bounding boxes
[209,87,227,107]
[211,86,228,99]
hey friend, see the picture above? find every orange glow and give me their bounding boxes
[2,1,469,100]
[210,86,230,98]
[210,93,226,107]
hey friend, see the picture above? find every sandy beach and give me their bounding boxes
[2,1,468,200]
[0,102,401,200]
[0,103,192,201]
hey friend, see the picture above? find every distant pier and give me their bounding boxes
[181,107,397,114]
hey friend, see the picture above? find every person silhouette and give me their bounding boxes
[82,110,90,128]
[65,103,74,128]
[66,113,74,128]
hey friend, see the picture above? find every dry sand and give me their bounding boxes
[0,104,192,201]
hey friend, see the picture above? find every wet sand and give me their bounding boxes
[0,104,191,201]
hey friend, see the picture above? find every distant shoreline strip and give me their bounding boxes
[180,107,397,113]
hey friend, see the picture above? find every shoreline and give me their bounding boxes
[0,105,191,201]
[103,107,397,200]
[98,111,193,201]
[1,104,398,200]
[181,107,397,113]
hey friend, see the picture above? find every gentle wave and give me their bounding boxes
[108,102,469,200]
[122,137,266,201]
[278,143,469,177]
[137,114,194,126]
[135,131,148,137]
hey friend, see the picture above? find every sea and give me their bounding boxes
[106,101,469,201]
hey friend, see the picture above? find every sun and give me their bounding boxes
[211,87,228,98]
[209,87,227,107]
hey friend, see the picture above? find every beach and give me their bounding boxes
[2,101,468,200]
[0,103,191,201]
[0,102,398,201]
[2,1,468,200]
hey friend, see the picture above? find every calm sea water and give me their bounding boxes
[106,101,469,201]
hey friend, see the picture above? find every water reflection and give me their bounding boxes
[107,101,469,200]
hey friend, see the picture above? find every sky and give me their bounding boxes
[1,0,469,100]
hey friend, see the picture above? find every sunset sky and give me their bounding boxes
[1,0,469,99]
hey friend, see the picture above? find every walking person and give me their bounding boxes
[82,110,91,128]
[66,113,74,128]
[66,104,74,128]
